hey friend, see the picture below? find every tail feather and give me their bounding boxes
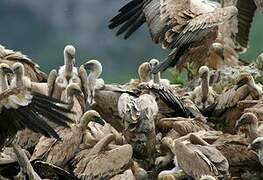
[151,48,179,74]
[152,44,190,74]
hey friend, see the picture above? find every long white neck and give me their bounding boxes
[0,73,8,92]
[153,73,161,84]
[201,74,209,102]
[248,79,261,98]
[15,73,24,88]
[92,65,102,78]
[64,54,74,79]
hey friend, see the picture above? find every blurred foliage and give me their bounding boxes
[169,70,186,85]
[0,0,262,83]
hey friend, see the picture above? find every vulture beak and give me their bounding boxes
[247,143,259,151]
[235,116,250,130]
[248,137,263,151]
[247,144,253,151]
[94,116,105,126]
[83,62,94,70]
[74,88,84,97]
[234,121,244,132]
[69,53,75,60]
[3,67,14,74]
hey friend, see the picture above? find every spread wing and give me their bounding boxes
[0,91,73,148]
[173,6,238,47]
[235,0,257,51]
[109,0,192,46]
[109,0,149,39]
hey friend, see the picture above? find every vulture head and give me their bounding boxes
[149,59,159,70]
[12,62,27,88]
[138,62,151,82]
[236,73,254,87]
[235,112,258,130]
[66,83,83,98]
[12,62,24,77]
[149,59,161,83]
[64,45,76,63]
[0,63,13,91]
[0,63,13,74]
[64,45,76,80]
[248,137,263,151]
[83,59,103,78]
[211,42,224,59]
[65,83,84,110]
[199,66,209,79]
[80,110,104,128]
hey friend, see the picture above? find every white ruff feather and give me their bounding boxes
[190,0,219,14]
[58,66,78,76]
[6,91,32,109]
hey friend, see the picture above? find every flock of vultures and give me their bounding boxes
[1,0,263,179]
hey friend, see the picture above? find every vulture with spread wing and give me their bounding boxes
[0,63,73,149]
[109,0,238,73]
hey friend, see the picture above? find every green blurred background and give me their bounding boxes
[0,0,262,82]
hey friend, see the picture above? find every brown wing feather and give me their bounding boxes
[235,0,257,50]
[0,45,46,82]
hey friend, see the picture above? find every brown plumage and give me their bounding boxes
[118,92,158,167]
[158,117,213,136]
[243,100,263,122]
[124,62,152,90]
[189,66,217,113]
[212,133,261,174]
[0,45,46,82]
[164,136,229,179]
[30,110,98,168]
[0,63,73,149]
[109,0,238,73]
[60,83,85,123]
[72,134,133,180]
[206,0,262,69]
[235,112,263,143]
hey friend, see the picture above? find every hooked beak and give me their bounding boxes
[69,53,75,60]
[94,116,105,126]
[83,62,94,70]
[248,141,261,151]
[235,116,249,131]
[3,67,14,74]
[247,144,253,151]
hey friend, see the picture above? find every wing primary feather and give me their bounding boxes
[109,3,143,29]
[32,92,68,105]
[32,98,72,114]
[124,14,146,39]
[31,106,72,127]
[16,108,58,139]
